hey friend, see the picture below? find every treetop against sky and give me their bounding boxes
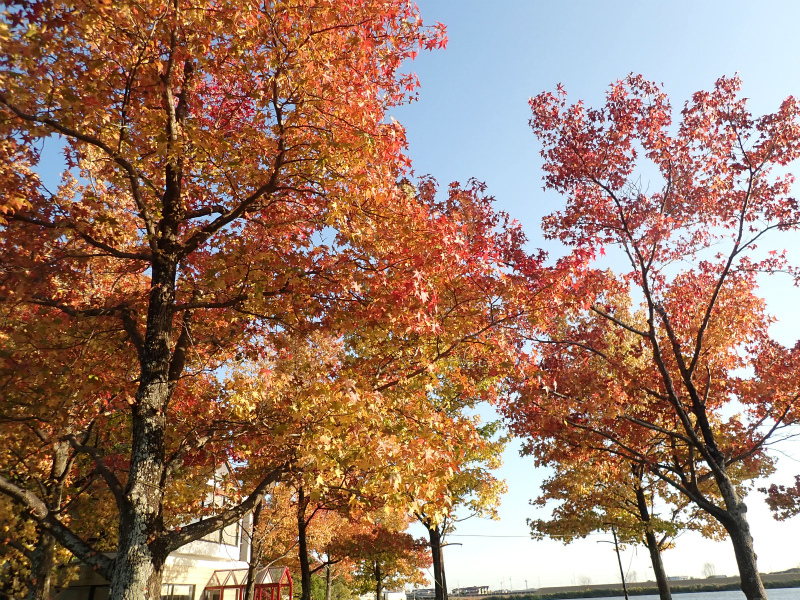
[3,0,800,595]
[398,0,800,590]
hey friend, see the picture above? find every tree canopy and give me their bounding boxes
[5,1,800,598]
[504,75,800,600]
[0,2,525,598]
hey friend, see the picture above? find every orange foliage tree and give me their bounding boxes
[0,3,544,599]
[529,450,731,600]
[411,418,506,600]
[227,176,536,600]
[332,511,430,600]
[0,297,137,599]
[504,75,800,600]
[233,316,519,600]
[0,1,462,597]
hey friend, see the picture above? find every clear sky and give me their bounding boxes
[395,0,800,591]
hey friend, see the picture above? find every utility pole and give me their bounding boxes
[612,527,630,600]
[597,526,630,600]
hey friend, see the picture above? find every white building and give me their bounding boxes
[56,467,294,600]
[57,520,257,599]
[359,591,407,600]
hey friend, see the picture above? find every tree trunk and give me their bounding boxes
[643,529,671,600]
[245,501,264,600]
[726,516,765,600]
[681,371,766,600]
[715,476,766,600]
[297,488,313,600]
[110,258,177,600]
[27,531,57,600]
[325,564,332,600]
[633,483,671,600]
[427,524,447,600]
[28,439,71,600]
[109,539,166,600]
[374,561,383,600]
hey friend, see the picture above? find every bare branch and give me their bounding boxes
[591,305,650,338]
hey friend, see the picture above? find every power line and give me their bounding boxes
[450,534,531,538]
[449,532,608,539]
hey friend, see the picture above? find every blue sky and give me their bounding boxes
[397,0,800,589]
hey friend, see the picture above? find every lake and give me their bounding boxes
[557,590,800,600]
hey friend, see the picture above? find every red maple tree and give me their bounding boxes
[504,75,800,600]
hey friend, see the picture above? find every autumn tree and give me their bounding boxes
[293,485,354,600]
[0,1,469,598]
[504,75,800,600]
[334,512,430,600]
[244,484,382,600]
[232,328,512,600]
[529,450,729,600]
[242,484,300,600]
[340,178,532,600]
[0,297,136,600]
[243,485,357,600]
[230,175,533,600]
[412,418,506,600]
[246,482,429,600]
[248,485,299,571]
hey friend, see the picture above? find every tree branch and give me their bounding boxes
[168,309,194,384]
[0,92,158,245]
[66,435,126,509]
[0,474,114,579]
[159,463,288,555]
[591,305,650,338]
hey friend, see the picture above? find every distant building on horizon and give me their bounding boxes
[452,586,490,596]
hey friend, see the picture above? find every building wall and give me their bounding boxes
[55,533,249,600]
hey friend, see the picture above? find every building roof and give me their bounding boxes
[205,566,291,588]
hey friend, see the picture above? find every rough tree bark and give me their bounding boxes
[425,523,447,600]
[634,484,671,600]
[27,532,57,600]
[244,501,264,600]
[297,487,313,600]
[109,256,178,600]
[715,477,766,600]
[27,440,71,600]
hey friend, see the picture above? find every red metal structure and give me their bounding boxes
[202,566,293,600]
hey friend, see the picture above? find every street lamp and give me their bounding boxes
[597,526,629,600]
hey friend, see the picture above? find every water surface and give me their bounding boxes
[560,590,800,600]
